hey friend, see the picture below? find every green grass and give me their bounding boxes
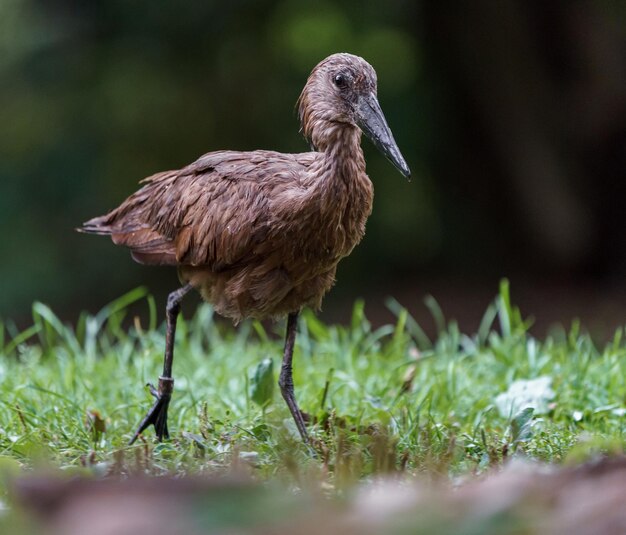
[1,280,626,483]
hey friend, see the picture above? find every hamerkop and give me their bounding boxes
[79,53,410,444]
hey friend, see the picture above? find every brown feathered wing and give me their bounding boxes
[80,150,315,271]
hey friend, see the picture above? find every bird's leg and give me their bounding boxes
[278,311,309,442]
[129,283,192,445]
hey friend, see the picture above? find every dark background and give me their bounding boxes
[1,0,625,335]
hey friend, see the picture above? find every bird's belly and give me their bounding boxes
[179,259,338,323]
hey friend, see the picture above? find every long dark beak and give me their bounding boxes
[356,92,411,179]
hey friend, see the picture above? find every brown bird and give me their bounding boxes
[79,53,410,444]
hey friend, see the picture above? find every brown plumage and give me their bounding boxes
[79,53,410,444]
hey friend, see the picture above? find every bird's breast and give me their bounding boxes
[281,172,374,271]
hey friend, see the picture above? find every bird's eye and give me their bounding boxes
[333,73,347,88]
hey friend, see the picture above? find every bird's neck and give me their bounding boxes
[302,122,373,258]
[308,123,373,230]
[316,123,366,185]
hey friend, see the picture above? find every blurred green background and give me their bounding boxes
[1,0,625,330]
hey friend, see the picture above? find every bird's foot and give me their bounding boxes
[128,377,174,445]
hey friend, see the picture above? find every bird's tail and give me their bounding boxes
[76,215,114,235]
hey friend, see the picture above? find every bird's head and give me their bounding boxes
[297,53,411,179]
